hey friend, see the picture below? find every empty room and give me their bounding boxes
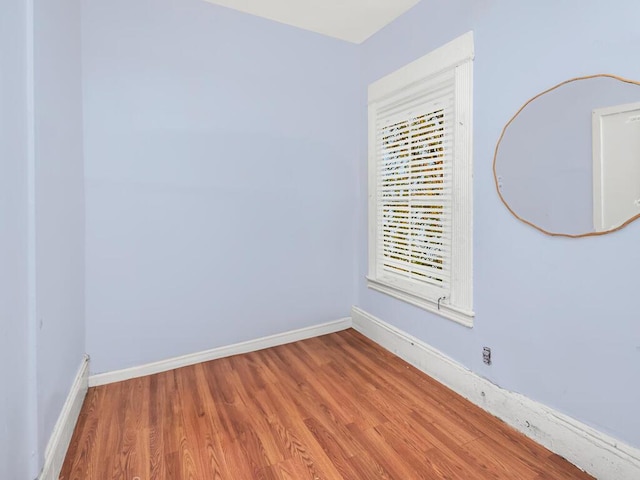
[2,0,639,479]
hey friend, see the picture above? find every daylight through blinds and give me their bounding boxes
[375,80,454,290]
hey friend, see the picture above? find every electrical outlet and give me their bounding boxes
[482,347,492,365]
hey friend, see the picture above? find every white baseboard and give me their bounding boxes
[351,306,640,480]
[89,317,352,387]
[39,355,89,480]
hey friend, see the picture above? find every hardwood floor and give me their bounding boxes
[60,329,594,479]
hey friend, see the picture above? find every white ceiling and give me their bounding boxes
[202,0,421,44]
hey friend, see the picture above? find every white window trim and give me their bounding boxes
[367,31,475,328]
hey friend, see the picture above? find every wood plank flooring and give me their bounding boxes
[60,329,594,479]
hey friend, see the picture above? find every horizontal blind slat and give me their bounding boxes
[380,262,449,287]
[380,257,450,277]
[380,248,451,267]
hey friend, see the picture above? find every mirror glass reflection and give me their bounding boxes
[494,75,640,236]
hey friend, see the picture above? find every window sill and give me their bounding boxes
[366,277,474,328]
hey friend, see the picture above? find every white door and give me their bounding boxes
[593,101,640,231]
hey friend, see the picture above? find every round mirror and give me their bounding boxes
[493,74,640,237]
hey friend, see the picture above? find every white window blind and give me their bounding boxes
[376,74,454,296]
[367,32,474,327]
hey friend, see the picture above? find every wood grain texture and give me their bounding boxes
[60,329,594,479]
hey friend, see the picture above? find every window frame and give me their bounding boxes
[366,32,475,327]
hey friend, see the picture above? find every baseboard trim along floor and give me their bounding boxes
[89,317,352,387]
[81,308,640,479]
[351,305,640,480]
[39,355,89,480]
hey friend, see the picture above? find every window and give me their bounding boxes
[367,32,474,327]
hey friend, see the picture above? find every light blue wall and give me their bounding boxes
[6,1,634,473]
[1,0,85,474]
[34,0,86,466]
[83,0,360,374]
[0,1,32,477]
[358,0,640,448]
